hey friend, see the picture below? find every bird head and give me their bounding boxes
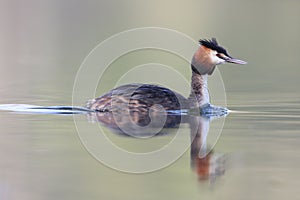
[192,38,247,75]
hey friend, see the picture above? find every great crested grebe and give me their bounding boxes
[86,38,246,114]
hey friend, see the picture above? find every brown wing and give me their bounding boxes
[86,84,188,112]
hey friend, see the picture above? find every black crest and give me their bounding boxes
[199,38,229,56]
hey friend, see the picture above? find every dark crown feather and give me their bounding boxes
[199,38,230,56]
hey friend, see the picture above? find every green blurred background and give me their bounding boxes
[1,0,299,104]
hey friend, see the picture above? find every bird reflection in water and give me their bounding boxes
[189,116,226,183]
[87,107,227,184]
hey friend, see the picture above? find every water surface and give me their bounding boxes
[0,94,299,200]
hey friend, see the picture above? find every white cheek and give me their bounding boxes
[210,51,225,65]
[216,57,225,64]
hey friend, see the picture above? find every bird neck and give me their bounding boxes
[188,67,210,107]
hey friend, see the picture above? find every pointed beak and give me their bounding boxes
[217,53,247,65]
[225,57,247,65]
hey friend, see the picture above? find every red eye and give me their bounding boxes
[216,53,222,58]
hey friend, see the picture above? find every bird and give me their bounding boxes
[86,38,246,117]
